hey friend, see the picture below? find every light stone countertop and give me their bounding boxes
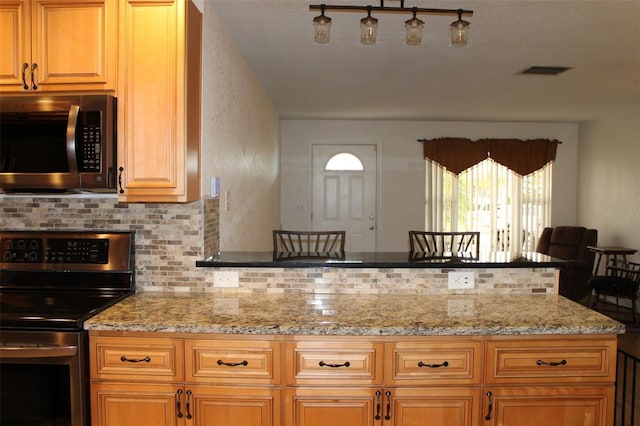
[84,292,625,336]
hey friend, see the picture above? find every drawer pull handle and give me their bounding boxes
[384,390,392,420]
[217,359,248,367]
[21,63,29,90]
[30,63,38,90]
[185,390,193,419]
[120,355,151,363]
[319,360,351,368]
[418,360,449,368]
[176,389,183,418]
[536,359,567,367]
[374,390,381,420]
[484,391,493,420]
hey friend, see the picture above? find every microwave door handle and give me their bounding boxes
[66,104,80,178]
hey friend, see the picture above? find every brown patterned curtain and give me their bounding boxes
[420,138,560,176]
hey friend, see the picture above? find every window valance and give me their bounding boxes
[419,138,560,176]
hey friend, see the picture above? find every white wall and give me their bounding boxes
[281,120,579,251]
[577,104,640,262]
[201,3,280,251]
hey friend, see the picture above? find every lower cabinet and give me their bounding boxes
[90,333,281,426]
[285,387,480,426]
[89,332,616,426]
[481,386,614,426]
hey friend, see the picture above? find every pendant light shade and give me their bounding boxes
[313,5,332,43]
[404,9,424,45]
[360,9,378,45]
[450,9,470,47]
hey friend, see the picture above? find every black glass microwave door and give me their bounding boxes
[0,111,70,173]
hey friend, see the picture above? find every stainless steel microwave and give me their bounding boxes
[0,94,116,192]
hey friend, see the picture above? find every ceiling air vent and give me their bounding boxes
[519,66,573,76]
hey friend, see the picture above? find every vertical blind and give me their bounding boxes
[423,138,558,254]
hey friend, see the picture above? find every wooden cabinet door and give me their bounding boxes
[31,0,116,91]
[117,0,201,202]
[91,383,181,426]
[0,0,30,90]
[285,387,377,426]
[484,386,614,426]
[389,388,480,426]
[0,0,116,92]
[189,386,281,426]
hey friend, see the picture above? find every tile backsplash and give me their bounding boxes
[1,195,557,295]
[1,195,219,292]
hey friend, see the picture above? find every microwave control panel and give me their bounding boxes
[77,111,102,172]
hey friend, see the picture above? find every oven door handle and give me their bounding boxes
[0,345,77,359]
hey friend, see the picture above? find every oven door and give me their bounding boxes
[0,330,88,426]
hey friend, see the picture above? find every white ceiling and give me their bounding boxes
[210,0,640,122]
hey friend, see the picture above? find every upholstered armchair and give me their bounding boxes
[535,226,598,302]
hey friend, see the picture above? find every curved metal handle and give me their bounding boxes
[176,389,183,418]
[536,359,567,367]
[217,359,248,367]
[418,360,449,368]
[484,391,493,421]
[21,63,29,90]
[66,104,80,181]
[185,390,193,419]
[319,360,351,368]
[384,390,391,421]
[0,345,77,359]
[120,355,151,363]
[30,62,38,90]
[374,390,381,420]
[118,167,125,193]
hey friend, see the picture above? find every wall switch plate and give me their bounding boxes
[448,271,475,289]
[213,270,239,288]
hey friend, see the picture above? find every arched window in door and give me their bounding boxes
[325,152,364,171]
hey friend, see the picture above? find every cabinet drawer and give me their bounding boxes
[286,341,383,386]
[90,336,183,382]
[185,339,281,385]
[385,341,482,385]
[485,337,616,384]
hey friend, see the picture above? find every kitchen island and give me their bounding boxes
[87,292,622,426]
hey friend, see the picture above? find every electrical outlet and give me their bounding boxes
[448,271,475,289]
[213,270,239,288]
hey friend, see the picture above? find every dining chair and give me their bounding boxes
[588,260,640,325]
[273,230,345,259]
[408,231,480,259]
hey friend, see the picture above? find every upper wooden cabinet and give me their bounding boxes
[116,0,202,203]
[0,0,117,93]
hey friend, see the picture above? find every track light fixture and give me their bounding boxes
[310,1,473,46]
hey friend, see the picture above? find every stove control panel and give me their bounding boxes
[2,237,109,264]
[0,232,132,271]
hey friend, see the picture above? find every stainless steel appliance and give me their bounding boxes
[0,231,134,426]
[0,95,117,192]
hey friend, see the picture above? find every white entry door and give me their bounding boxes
[312,145,377,252]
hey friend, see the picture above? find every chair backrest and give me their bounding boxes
[408,231,480,259]
[273,230,345,259]
[606,261,640,283]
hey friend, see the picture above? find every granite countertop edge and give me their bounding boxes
[84,293,625,336]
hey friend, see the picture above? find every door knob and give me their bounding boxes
[369,226,375,230]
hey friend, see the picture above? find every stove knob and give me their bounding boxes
[2,251,12,262]
[17,239,26,249]
[29,240,39,249]
[28,251,39,261]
